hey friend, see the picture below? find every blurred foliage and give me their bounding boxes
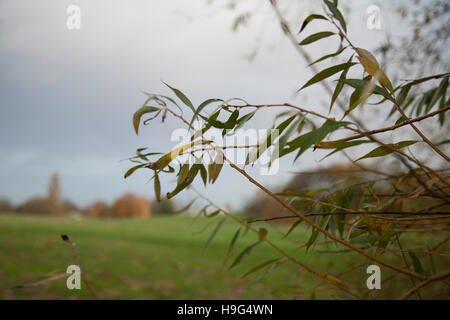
[0,198,13,213]
[112,193,151,218]
[152,199,177,215]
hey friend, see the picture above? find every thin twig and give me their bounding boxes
[61,234,98,299]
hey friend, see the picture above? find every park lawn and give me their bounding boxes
[0,213,360,300]
[0,214,447,299]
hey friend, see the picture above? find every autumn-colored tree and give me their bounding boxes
[87,201,112,218]
[112,193,151,218]
[16,197,51,215]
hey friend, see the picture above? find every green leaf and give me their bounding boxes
[234,110,257,130]
[143,92,183,113]
[247,114,298,164]
[299,62,357,91]
[270,115,305,163]
[189,98,223,127]
[294,119,351,160]
[298,14,328,33]
[209,152,224,184]
[306,228,319,250]
[163,82,195,113]
[357,140,417,161]
[258,228,268,240]
[283,219,303,238]
[339,78,393,101]
[124,163,146,178]
[167,164,201,198]
[345,87,363,118]
[177,163,189,185]
[396,85,411,106]
[222,228,241,269]
[408,252,424,275]
[309,46,347,67]
[299,31,335,45]
[241,258,282,278]
[205,210,220,218]
[329,55,353,112]
[154,174,161,201]
[199,164,207,186]
[324,0,347,33]
[203,217,226,253]
[228,241,262,270]
[406,72,450,87]
[132,106,160,134]
[319,140,372,160]
[437,139,450,146]
[350,233,383,244]
[428,76,449,112]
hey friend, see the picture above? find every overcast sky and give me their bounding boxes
[0,0,416,209]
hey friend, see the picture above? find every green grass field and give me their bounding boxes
[0,214,447,299]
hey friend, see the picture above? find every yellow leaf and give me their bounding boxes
[357,55,393,93]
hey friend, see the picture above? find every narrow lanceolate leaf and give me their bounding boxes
[405,72,450,87]
[205,210,220,218]
[344,76,378,118]
[437,139,450,146]
[167,164,201,199]
[299,62,356,91]
[132,106,160,134]
[356,49,394,93]
[428,76,449,111]
[283,219,303,238]
[154,174,161,202]
[222,228,241,269]
[355,48,379,66]
[357,140,417,161]
[330,56,353,111]
[319,140,372,160]
[124,163,146,179]
[198,164,207,186]
[294,120,351,160]
[190,98,223,127]
[298,14,328,33]
[228,241,262,270]
[299,31,335,45]
[155,140,207,175]
[408,252,424,275]
[234,110,257,130]
[271,115,304,163]
[163,82,195,113]
[203,217,226,254]
[309,46,347,67]
[241,258,282,278]
[247,114,297,164]
[339,79,393,101]
[324,0,347,33]
[209,160,224,184]
[177,163,189,185]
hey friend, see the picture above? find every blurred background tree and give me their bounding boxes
[112,193,151,218]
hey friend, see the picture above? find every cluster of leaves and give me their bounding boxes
[126,0,449,298]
